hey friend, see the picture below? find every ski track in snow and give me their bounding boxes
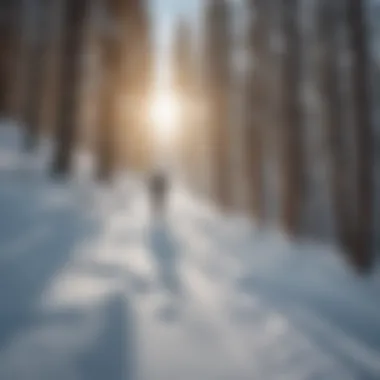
[0,122,379,380]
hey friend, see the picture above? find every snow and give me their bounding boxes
[0,121,379,380]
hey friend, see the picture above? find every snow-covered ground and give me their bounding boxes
[0,122,379,380]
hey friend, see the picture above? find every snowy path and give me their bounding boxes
[0,123,380,380]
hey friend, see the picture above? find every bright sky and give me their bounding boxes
[148,0,245,86]
[149,0,202,46]
[148,0,203,86]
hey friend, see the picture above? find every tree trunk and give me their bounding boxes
[51,0,88,176]
[173,20,195,187]
[279,0,304,236]
[245,0,271,223]
[23,0,50,151]
[124,0,153,173]
[0,0,22,117]
[96,44,121,181]
[205,0,231,210]
[96,0,129,181]
[346,0,374,272]
[39,0,64,140]
[317,1,357,263]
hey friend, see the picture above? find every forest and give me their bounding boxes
[3,0,377,271]
[0,1,380,379]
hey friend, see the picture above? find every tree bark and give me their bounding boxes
[205,0,231,210]
[0,0,22,117]
[173,20,196,186]
[245,0,271,223]
[346,0,374,272]
[96,0,152,179]
[279,0,304,236]
[124,0,153,173]
[317,1,357,262]
[51,0,89,176]
[96,0,128,180]
[23,0,50,151]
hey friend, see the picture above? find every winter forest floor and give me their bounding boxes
[0,121,380,380]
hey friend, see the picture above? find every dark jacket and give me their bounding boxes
[150,172,168,200]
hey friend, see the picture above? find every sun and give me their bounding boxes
[149,90,181,142]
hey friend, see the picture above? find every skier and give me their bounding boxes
[149,169,169,219]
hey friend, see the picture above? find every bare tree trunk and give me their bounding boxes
[96,0,152,179]
[318,1,357,263]
[125,0,153,173]
[23,0,51,151]
[7,0,29,122]
[97,72,117,181]
[173,20,195,187]
[96,0,128,181]
[279,0,304,236]
[245,0,271,224]
[39,0,64,140]
[51,0,89,176]
[96,46,120,180]
[0,0,22,118]
[205,0,231,210]
[346,0,374,272]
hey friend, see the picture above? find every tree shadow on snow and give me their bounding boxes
[146,220,182,297]
[146,219,184,322]
[78,294,136,380]
[235,274,380,380]
[0,294,136,380]
[0,169,99,352]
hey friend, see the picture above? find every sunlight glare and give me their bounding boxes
[149,90,181,142]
